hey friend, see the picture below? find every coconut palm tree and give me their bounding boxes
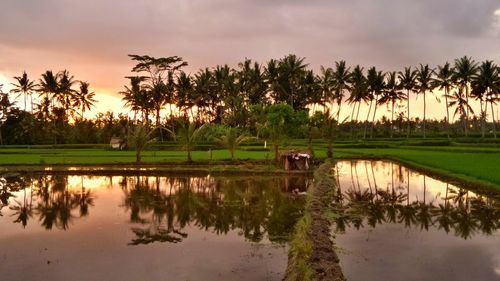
[167,121,208,162]
[434,62,454,138]
[73,81,96,119]
[128,123,157,162]
[175,71,194,119]
[472,61,499,138]
[347,65,367,126]
[121,76,149,122]
[367,67,386,138]
[447,90,474,135]
[318,66,334,114]
[215,127,255,160]
[38,70,60,113]
[56,70,77,114]
[279,54,308,111]
[0,85,15,145]
[453,56,478,136]
[10,71,37,112]
[379,72,405,138]
[416,64,435,138]
[398,67,417,139]
[332,60,351,123]
[192,68,214,122]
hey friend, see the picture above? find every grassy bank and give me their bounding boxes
[284,160,345,281]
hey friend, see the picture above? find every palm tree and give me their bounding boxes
[38,70,60,112]
[398,67,417,138]
[215,127,255,160]
[73,81,96,119]
[279,54,308,111]
[56,70,77,114]
[347,65,367,137]
[453,56,478,136]
[434,63,454,138]
[241,60,268,105]
[10,71,37,112]
[416,64,435,138]
[175,71,194,119]
[472,61,499,138]
[121,76,149,122]
[0,85,15,145]
[167,121,208,162]
[318,66,334,114]
[128,123,157,162]
[367,67,386,138]
[447,90,474,135]
[148,77,171,138]
[379,72,405,138]
[192,68,214,122]
[332,60,351,123]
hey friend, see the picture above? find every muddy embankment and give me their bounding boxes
[283,160,345,281]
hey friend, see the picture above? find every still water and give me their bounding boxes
[0,174,308,281]
[333,160,500,281]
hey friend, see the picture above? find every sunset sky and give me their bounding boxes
[0,0,499,120]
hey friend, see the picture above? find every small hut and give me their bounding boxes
[110,137,127,150]
[280,151,311,171]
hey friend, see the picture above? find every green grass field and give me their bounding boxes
[333,147,500,189]
[0,140,499,190]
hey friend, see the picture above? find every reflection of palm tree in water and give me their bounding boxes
[9,186,34,228]
[333,162,498,239]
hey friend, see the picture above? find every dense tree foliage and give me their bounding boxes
[0,55,499,146]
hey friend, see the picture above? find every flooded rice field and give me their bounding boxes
[0,173,309,281]
[333,160,500,281]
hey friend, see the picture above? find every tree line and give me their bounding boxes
[0,54,499,145]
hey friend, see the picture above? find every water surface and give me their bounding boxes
[333,160,500,281]
[0,174,308,281]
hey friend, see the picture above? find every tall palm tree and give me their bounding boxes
[447,90,474,135]
[73,81,96,119]
[0,85,15,145]
[121,76,149,122]
[367,68,386,138]
[280,54,308,111]
[319,66,334,114]
[472,61,499,138]
[175,71,194,119]
[38,70,60,112]
[379,72,405,138]
[10,71,37,112]
[57,70,77,114]
[434,63,454,139]
[453,56,478,136]
[192,68,214,122]
[398,67,417,139]
[332,60,351,123]
[347,65,367,138]
[416,64,435,138]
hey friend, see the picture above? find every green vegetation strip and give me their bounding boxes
[284,160,345,281]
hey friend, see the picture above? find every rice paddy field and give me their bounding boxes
[0,139,499,190]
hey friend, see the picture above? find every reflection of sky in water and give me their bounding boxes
[0,175,306,281]
[334,160,500,281]
[335,160,483,205]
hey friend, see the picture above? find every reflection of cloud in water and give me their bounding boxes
[334,160,500,281]
[495,254,500,276]
[335,160,483,205]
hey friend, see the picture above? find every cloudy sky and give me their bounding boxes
[0,0,499,119]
